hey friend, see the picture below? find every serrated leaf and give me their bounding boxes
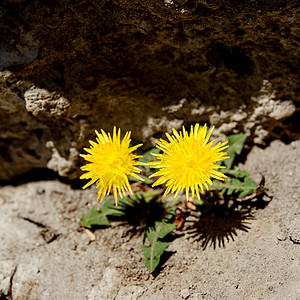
[81,200,126,228]
[142,221,176,273]
[82,204,111,228]
[129,174,154,185]
[163,198,180,222]
[156,221,177,239]
[139,148,161,171]
[141,241,170,259]
[82,190,163,229]
[238,178,257,198]
[131,190,162,203]
[110,190,162,212]
[142,256,160,273]
[223,167,249,178]
[225,134,247,169]
[212,177,258,198]
[227,178,241,195]
[139,148,161,163]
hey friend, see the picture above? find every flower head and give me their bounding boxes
[80,127,143,204]
[149,124,229,201]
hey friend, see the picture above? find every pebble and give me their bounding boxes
[291,141,297,149]
[288,219,300,244]
[181,288,190,299]
[276,231,287,241]
[289,229,300,244]
[70,243,77,251]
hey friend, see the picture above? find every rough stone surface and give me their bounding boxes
[0,139,299,299]
[0,0,299,181]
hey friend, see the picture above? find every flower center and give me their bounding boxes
[109,158,121,169]
[187,158,196,168]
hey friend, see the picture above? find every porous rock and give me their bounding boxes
[0,0,299,181]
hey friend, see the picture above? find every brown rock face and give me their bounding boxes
[0,0,299,182]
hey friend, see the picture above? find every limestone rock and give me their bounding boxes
[0,0,299,181]
[24,87,70,118]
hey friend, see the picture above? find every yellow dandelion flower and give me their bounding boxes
[149,123,229,201]
[80,127,144,205]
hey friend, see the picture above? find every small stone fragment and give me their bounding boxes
[289,230,300,244]
[85,229,96,242]
[288,219,300,244]
[276,231,287,241]
[181,288,190,299]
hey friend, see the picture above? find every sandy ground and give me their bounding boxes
[0,139,299,300]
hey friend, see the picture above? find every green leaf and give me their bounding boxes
[238,178,258,198]
[139,148,161,163]
[141,221,176,273]
[212,177,258,198]
[223,167,249,178]
[139,148,161,171]
[81,204,110,228]
[129,174,154,185]
[82,190,163,228]
[142,256,160,273]
[142,240,170,259]
[163,198,180,223]
[101,199,126,216]
[81,200,125,228]
[129,190,162,203]
[224,134,247,169]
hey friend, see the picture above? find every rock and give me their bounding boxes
[46,141,77,178]
[181,288,190,299]
[115,285,144,300]
[277,232,288,242]
[14,278,40,300]
[24,86,70,118]
[288,219,300,244]
[0,260,16,298]
[0,1,299,181]
[87,267,121,300]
